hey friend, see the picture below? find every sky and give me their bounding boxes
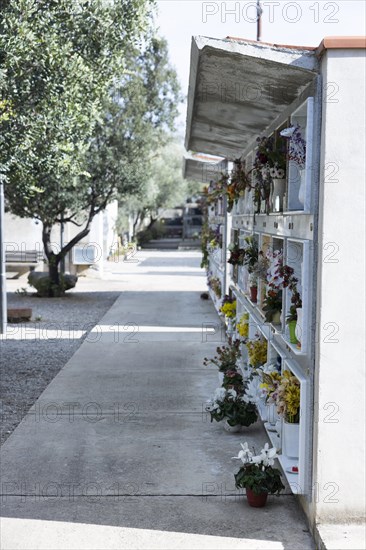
[154,0,366,136]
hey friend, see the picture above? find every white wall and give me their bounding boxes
[314,48,366,523]
[4,201,119,278]
[4,213,42,254]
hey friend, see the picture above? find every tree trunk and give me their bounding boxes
[41,220,91,297]
[48,258,61,295]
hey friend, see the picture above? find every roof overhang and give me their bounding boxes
[182,153,226,183]
[185,36,319,159]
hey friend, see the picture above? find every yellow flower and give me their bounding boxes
[220,301,237,318]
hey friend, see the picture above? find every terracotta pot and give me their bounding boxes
[250,286,258,303]
[246,488,268,507]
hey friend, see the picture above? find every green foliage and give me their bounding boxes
[118,138,202,237]
[234,463,285,496]
[208,393,258,428]
[0,1,183,294]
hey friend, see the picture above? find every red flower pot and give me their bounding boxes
[250,286,258,303]
[246,488,268,507]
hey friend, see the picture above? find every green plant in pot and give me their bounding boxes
[233,442,285,507]
[205,387,258,429]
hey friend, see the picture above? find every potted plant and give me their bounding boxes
[203,338,241,371]
[203,338,242,384]
[276,370,301,459]
[206,388,258,432]
[222,368,245,393]
[248,274,258,303]
[232,442,285,507]
[262,289,282,324]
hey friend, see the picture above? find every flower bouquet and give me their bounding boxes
[227,243,246,266]
[203,338,241,373]
[220,296,236,318]
[276,370,300,424]
[245,338,268,368]
[237,313,249,338]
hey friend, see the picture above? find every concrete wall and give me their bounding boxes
[4,214,42,254]
[4,201,119,278]
[313,48,366,524]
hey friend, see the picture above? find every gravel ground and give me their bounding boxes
[0,278,120,446]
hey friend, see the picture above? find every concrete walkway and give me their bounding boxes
[0,251,314,549]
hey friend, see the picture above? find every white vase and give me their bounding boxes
[283,421,299,459]
[298,168,306,206]
[257,400,268,422]
[295,308,303,345]
[223,419,242,433]
[266,403,279,426]
[271,178,286,212]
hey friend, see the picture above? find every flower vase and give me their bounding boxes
[283,421,300,459]
[223,419,241,433]
[256,399,268,421]
[271,310,281,325]
[295,308,303,346]
[226,317,235,335]
[271,178,286,212]
[298,168,306,206]
[266,403,279,428]
[249,286,258,303]
[246,488,268,508]
[288,320,298,344]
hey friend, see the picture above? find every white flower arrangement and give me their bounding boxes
[232,442,279,468]
[269,166,285,179]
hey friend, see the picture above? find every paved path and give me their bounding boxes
[0,251,314,549]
